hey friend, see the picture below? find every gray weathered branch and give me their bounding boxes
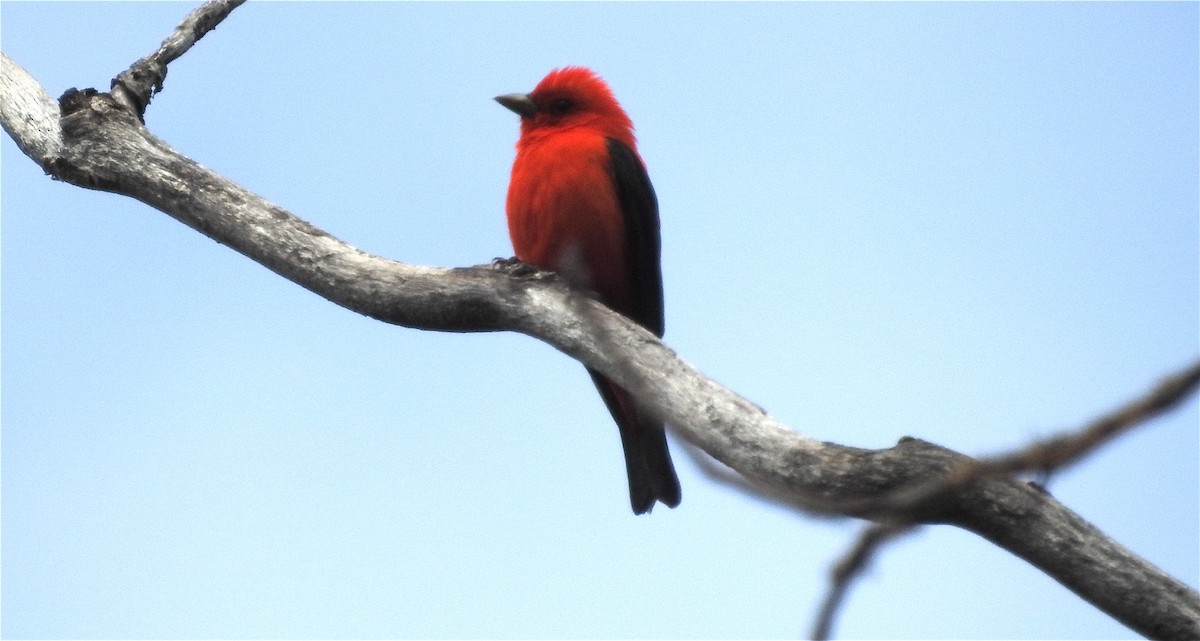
[2,7,1197,638]
[110,0,246,118]
[806,360,1200,639]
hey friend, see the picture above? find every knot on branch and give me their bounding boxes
[57,87,101,116]
[111,58,167,120]
[58,87,142,137]
[54,87,144,190]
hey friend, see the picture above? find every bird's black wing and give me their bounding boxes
[606,137,664,338]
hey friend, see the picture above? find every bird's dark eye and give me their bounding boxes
[552,98,572,114]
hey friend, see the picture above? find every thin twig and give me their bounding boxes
[855,359,1200,518]
[981,359,1200,475]
[811,523,911,641]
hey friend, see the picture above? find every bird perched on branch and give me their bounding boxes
[496,67,681,514]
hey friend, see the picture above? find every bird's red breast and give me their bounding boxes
[506,129,634,313]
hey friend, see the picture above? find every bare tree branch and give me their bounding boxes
[110,0,246,118]
[825,360,1200,521]
[803,362,1200,640]
[0,51,60,169]
[811,523,910,641]
[2,4,1197,637]
[984,359,1200,475]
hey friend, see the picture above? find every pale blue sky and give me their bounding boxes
[2,2,1197,639]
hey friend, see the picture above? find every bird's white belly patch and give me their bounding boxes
[554,243,594,293]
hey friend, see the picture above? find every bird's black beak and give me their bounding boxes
[495,93,538,118]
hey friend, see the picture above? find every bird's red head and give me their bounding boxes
[496,66,637,149]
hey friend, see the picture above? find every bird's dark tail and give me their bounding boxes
[588,369,681,515]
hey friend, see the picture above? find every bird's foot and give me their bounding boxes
[491,256,553,280]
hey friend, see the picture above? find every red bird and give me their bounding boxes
[496,67,681,514]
